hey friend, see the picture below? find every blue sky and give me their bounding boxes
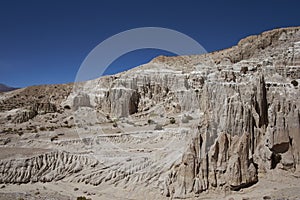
[0,0,300,87]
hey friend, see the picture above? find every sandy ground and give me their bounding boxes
[0,112,299,200]
[0,169,299,200]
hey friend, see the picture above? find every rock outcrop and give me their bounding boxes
[12,102,57,123]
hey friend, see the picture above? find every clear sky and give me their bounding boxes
[0,0,299,87]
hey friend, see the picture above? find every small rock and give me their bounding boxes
[154,124,163,130]
[263,196,271,200]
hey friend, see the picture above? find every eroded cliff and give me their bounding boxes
[0,26,299,199]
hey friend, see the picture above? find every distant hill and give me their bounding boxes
[0,83,18,92]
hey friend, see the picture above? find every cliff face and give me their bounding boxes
[159,27,300,198]
[162,73,299,198]
[70,27,300,198]
[0,27,299,199]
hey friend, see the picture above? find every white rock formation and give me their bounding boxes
[0,26,299,199]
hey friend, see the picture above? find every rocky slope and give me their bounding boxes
[0,26,299,199]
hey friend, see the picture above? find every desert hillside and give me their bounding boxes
[0,26,299,200]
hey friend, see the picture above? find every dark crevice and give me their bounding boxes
[129,91,140,115]
[271,142,289,154]
[289,136,293,146]
[230,179,258,191]
[271,153,281,169]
